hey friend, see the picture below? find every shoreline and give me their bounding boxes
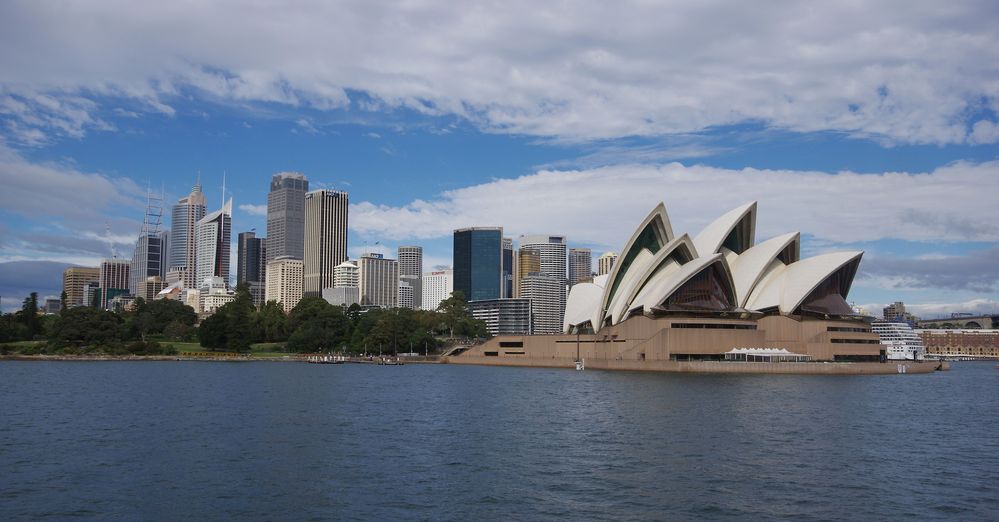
[0,354,444,363]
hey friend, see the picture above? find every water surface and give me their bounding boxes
[1,361,996,520]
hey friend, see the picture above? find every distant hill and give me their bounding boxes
[0,260,81,312]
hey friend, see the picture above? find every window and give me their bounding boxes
[499,341,523,348]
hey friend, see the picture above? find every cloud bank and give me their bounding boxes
[1,1,997,144]
[349,160,999,249]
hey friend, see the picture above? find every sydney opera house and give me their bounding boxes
[452,201,937,373]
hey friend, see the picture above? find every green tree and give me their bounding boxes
[60,290,68,313]
[51,306,123,347]
[255,301,288,342]
[196,284,255,352]
[16,292,41,340]
[285,297,351,352]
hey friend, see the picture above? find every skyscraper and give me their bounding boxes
[130,190,165,298]
[63,267,100,307]
[265,256,304,313]
[514,247,540,298]
[358,252,398,308]
[453,227,503,302]
[195,199,232,288]
[99,259,130,310]
[237,231,267,306]
[502,237,514,298]
[303,189,349,296]
[168,177,207,288]
[568,248,592,287]
[422,269,453,311]
[398,246,423,309]
[597,251,618,276]
[267,172,308,263]
[518,235,568,335]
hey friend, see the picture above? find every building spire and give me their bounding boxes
[193,170,202,193]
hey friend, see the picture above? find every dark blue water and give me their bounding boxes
[1,361,997,520]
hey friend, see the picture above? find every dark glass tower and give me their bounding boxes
[453,227,503,302]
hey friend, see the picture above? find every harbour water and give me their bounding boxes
[1,361,997,520]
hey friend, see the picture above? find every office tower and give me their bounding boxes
[467,298,532,336]
[63,267,100,307]
[265,257,304,313]
[398,246,423,277]
[267,172,309,263]
[158,230,170,279]
[99,259,130,310]
[303,189,349,296]
[514,248,540,298]
[502,237,514,298]
[237,231,267,306]
[518,235,568,335]
[358,252,399,308]
[130,190,165,298]
[168,177,207,289]
[519,273,566,334]
[597,251,618,276]
[399,280,415,309]
[568,248,592,287]
[398,245,423,309]
[453,227,503,302]
[334,261,359,287]
[422,269,453,311]
[195,199,232,288]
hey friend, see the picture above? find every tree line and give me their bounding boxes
[0,286,488,355]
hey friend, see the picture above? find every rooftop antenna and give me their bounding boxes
[221,170,226,209]
[140,181,163,236]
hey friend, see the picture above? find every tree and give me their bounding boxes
[255,301,288,342]
[438,291,476,338]
[60,291,68,313]
[285,297,351,352]
[51,307,122,347]
[16,292,41,340]
[197,285,255,352]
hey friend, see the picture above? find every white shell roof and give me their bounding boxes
[745,250,863,314]
[562,201,864,333]
[692,201,756,256]
[729,232,799,307]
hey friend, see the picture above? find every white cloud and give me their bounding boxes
[1,2,997,144]
[349,160,999,248]
[238,203,267,216]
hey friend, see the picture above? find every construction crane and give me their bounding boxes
[105,221,119,259]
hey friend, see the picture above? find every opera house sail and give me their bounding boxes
[453,201,940,374]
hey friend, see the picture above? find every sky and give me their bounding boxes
[1,1,998,317]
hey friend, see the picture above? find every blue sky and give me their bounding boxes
[1,1,998,316]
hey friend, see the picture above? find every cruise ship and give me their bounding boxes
[872,321,926,360]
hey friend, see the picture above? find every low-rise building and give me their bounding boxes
[916,329,999,359]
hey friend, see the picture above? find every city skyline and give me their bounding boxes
[1,2,998,317]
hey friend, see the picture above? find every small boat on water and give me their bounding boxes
[378,357,404,366]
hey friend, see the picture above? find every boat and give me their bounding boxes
[871,321,926,361]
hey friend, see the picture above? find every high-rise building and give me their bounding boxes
[99,259,130,310]
[304,189,349,296]
[399,280,415,309]
[398,246,423,309]
[467,298,532,336]
[168,177,207,289]
[518,235,568,335]
[358,252,399,308]
[130,189,165,297]
[195,199,232,288]
[568,248,592,287]
[334,261,359,287]
[597,251,618,276]
[422,269,453,311]
[398,246,423,277]
[453,227,503,302]
[267,172,309,263]
[265,256,304,313]
[502,237,514,298]
[514,248,540,298]
[63,267,100,307]
[520,273,566,334]
[158,230,170,279]
[237,231,267,306]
